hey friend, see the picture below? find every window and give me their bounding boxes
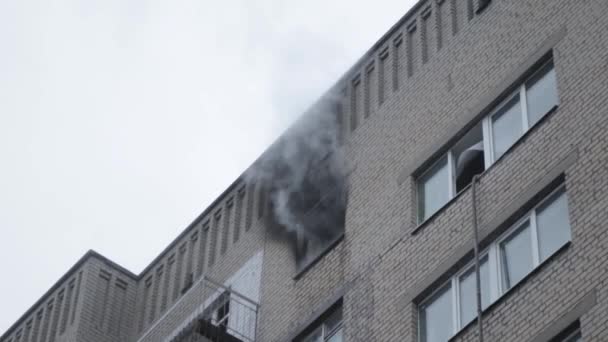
[212,292,231,331]
[418,156,452,221]
[458,256,490,325]
[536,188,571,261]
[551,322,583,342]
[416,59,558,222]
[297,305,343,342]
[486,60,558,162]
[490,94,522,160]
[419,186,571,342]
[560,330,582,342]
[420,284,453,342]
[500,221,534,289]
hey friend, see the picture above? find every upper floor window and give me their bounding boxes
[487,60,558,161]
[417,59,558,222]
[419,185,571,342]
[297,304,343,342]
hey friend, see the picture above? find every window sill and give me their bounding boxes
[447,241,572,342]
[412,105,560,236]
[293,234,344,280]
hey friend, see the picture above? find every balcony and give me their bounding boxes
[170,276,259,342]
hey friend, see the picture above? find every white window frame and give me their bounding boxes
[299,306,343,342]
[417,154,455,222]
[418,185,570,341]
[417,59,557,223]
[483,59,556,165]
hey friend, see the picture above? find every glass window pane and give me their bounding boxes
[324,308,342,337]
[458,257,490,327]
[537,189,571,261]
[526,64,558,126]
[491,95,522,160]
[420,284,453,342]
[326,328,343,342]
[562,330,582,342]
[418,156,451,221]
[302,327,323,342]
[500,221,534,290]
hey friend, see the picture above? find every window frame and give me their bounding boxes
[416,59,558,224]
[417,154,455,222]
[295,303,343,342]
[484,59,557,164]
[494,185,568,292]
[418,185,571,341]
[550,321,583,342]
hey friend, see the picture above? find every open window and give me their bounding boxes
[416,58,558,223]
[417,122,484,222]
[453,123,485,193]
[265,148,347,275]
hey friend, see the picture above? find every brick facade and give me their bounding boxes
[2,0,608,341]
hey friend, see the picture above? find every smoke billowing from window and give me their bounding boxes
[245,98,347,268]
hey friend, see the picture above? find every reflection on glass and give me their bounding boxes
[418,156,450,221]
[501,221,533,289]
[537,190,571,261]
[492,95,522,160]
[421,284,453,342]
[459,257,490,326]
[527,64,558,126]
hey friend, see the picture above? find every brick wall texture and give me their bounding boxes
[2,0,608,341]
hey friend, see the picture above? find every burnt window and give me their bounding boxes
[254,103,348,276]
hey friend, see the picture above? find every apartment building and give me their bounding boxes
[2,0,608,341]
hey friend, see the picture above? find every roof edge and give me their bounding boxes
[0,250,136,340]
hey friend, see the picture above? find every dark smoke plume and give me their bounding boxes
[245,98,347,267]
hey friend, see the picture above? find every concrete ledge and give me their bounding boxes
[404,147,579,303]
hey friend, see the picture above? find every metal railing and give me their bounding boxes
[169,276,259,342]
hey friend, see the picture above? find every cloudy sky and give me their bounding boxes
[0,0,416,332]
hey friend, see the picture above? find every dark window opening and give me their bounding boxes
[262,140,348,273]
[454,122,485,193]
[550,321,582,342]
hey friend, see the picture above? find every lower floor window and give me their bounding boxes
[551,321,583,342]
[298,304,343,342]
[561,331,582,342]
[419,185,572,342]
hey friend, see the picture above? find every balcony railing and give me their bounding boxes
[169,276,259,342]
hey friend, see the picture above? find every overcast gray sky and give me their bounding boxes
[0,0,416,332]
